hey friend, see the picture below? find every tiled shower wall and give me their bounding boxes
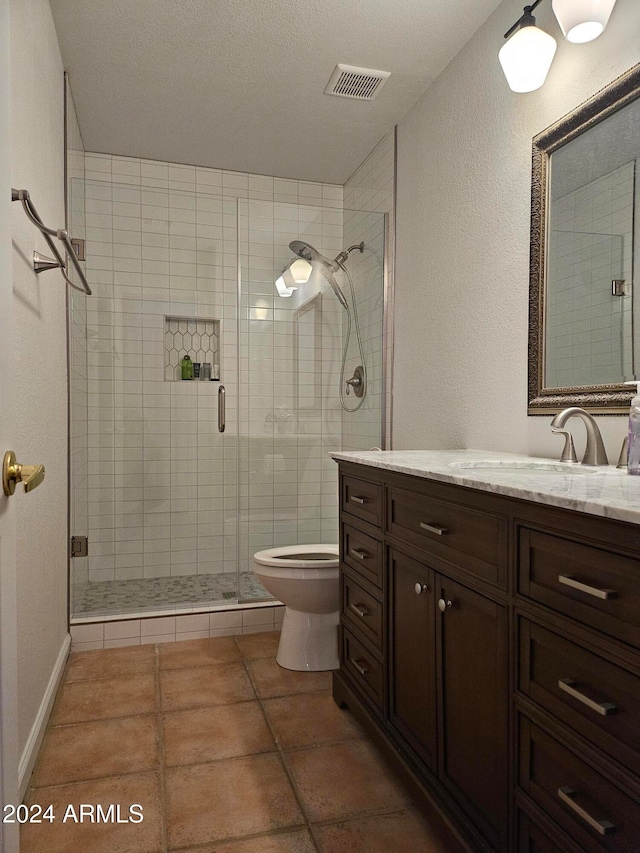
[79,152,344,593]
[342,130,395,451]
[546,162,635,388]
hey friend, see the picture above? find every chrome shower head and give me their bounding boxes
[289,240,349,310]
[289,240,326,265]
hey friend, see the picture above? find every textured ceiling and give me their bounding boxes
[50,0,503,183]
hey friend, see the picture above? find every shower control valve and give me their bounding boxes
[345,366,365,398]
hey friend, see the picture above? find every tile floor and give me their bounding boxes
[22,631,463,853]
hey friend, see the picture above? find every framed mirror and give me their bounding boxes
[529,62,640,414]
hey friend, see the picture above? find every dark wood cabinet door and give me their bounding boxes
[388,549,437,771]
[437,575,509,852]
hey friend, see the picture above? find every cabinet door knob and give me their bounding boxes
[438,598,452,612]
[414,583,429,595]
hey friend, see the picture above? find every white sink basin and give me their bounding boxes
[448,460,597,475]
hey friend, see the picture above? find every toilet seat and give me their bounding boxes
[253,544,338,569]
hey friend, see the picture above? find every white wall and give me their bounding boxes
[0,0,20,843]
[394,0,639,461]
[10,0,69,758]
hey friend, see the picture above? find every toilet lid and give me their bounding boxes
[253,543,339,569]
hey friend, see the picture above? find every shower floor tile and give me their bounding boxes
[23,632,464,853]
[73,571,269,618]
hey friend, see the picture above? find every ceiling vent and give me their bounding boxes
[324,64,391,101]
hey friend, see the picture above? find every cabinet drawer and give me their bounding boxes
[518,716,640,852]
[518,528,640,647]
[341,572,383,651]
[341,628,383,711]
[387,486,507,586]
[341,474,383,529]
[519,618,640,776]
[517,809,577,853]
[342,524,383,588]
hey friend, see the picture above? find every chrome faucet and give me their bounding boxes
[550,407,608,466]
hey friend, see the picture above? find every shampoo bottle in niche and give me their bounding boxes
[625,381,640,474]
[181,354,193,380]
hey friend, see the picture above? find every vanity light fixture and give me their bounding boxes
[274,258,312,298]
[551,0,617,43]
[500,0,617,92]
[499,2,557,93]
[289,258,313,284]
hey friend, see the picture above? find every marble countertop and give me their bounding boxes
[330,449,640,526]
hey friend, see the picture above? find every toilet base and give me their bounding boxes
[276,607,339,672]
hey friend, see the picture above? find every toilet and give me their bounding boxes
[252,544,340,672]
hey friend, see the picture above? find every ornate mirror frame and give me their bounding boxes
[528,61,640,414]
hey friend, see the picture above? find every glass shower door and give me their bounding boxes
[70,177,240,619]
[68,172,90,615]
[237,199,386,601]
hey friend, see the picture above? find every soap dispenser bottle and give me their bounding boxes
[625,381,640,475]
[181,354,193,380]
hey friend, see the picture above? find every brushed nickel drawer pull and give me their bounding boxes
[558,678,616,716]
[558,574,617,600]
[350,495,368,505]
[420,522,449,536]
[557,787,616,836]
[351,548,369,560]
[415,583,429,595]
[350,603,370,618]
[352,659,369,676]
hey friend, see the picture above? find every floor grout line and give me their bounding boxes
[154,643,170,853]
[236,634,321,853]
[24,634,445,852]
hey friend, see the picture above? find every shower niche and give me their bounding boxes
[164,316,220,381]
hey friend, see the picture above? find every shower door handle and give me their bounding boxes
[218,385,226,433]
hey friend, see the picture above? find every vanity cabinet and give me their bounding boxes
[334,461,640,853]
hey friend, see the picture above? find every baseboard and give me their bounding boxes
[18,633,71,798]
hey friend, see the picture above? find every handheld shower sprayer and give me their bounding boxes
[288,241,363,311]
[287,240,367,413]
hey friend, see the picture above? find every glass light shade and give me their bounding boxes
[275,275,296,297]
[289,258,312,284]
[552,0,616,43]
[499,23,557,93]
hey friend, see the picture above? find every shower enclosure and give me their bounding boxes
[67,152,389,621]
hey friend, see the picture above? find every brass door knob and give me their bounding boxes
[3,451,46,496]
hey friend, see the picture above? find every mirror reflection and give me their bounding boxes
[545,96,640,389]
